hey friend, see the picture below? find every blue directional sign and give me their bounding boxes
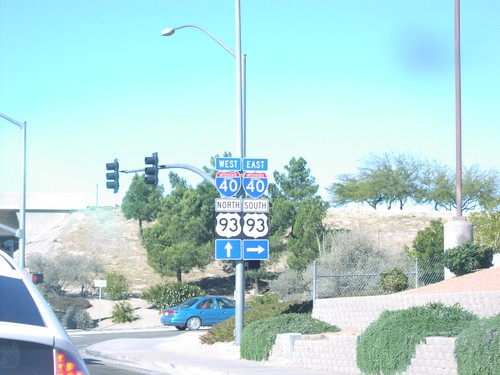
[243,172,268,198]
[215,157,241,171]
[243,239,269,260]
[215,239,242,260]
[216,171,241,197]
[243,158,268,171]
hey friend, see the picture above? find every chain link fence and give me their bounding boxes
[312,257,445,300]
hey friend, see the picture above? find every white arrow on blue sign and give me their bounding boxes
[215,239,242,260]
[243,239,269,260]
[243,172,268,198]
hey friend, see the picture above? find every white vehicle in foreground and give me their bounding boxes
[0,250,89,375]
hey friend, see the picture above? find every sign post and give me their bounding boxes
[95,279,107,326]
[214,157,269,345]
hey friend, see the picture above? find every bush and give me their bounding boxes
[142,282,205,310]
[111,301,135,323]
[106,271,130,300]
[380,267,409,293]
[240,313,339,361]
[62,307,94,329]
[201,294,313,345]
[455,313,500,375]
[268,268,311,302]
[46,296,91,322]
[357,302,478,374]
[444,242,494,276]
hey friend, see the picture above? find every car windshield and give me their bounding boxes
[0,276,45,326]
[179,298,199,308]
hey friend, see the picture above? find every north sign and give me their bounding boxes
[215,198,242,212]
[242,172,268,198]
[216,171,241,197]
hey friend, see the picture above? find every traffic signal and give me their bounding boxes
[32,273,44,284]
[144,152,159,187]
[106,159,120,193]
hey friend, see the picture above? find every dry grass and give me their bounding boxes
[26,206,457,294]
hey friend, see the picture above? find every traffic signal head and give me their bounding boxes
[144,152,159,187]
[106,159,120,193]
[32,273,44,284]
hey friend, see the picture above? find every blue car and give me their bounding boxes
[161,296,239,330]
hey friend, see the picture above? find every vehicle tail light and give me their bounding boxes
[164,309,178,316]
[55,349,89,375]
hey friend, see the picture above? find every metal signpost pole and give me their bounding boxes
[233,0,246,346]
[0,113,27,268]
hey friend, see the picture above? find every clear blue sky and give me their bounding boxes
[1,0,499,207]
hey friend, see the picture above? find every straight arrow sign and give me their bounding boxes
[215,239,242,260]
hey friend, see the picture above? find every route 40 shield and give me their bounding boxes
[242,172,268,198]
[216,171,241,197]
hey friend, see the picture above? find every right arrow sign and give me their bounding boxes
[243,239,269,260]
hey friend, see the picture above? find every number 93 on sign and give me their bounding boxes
[215,213,242,239]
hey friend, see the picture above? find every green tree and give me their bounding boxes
[469,209,500,253]
[410,219,444,259]
[121,174,164,237]
[26,253,105,296]
[141,173,218,281]
[419,163,499,212]
[407,219,445,285]
[268,157,329,270]
[328,152,423,210]
[328,152,500,211]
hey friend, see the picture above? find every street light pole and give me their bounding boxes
[0,112,27,268]
[160,24,247,153]
[162,0,247,344]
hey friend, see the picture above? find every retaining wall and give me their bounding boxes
[268,291,499,374]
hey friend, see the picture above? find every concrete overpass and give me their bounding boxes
[0,193,87,255]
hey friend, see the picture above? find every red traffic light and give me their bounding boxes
[32,273,44,284]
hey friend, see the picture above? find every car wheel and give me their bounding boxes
[186,317,202,330]
[175,325,187,331]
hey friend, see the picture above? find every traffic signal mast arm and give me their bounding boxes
[121,163,216,187]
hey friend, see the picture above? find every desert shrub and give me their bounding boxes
[111,301,135,323]
[62,306,94,329]
[455,313,500,375]
[380,267,409,293]
[46,296,91,322]
[268,268,311,301]
[143,282,205,310]
[357,302,478,374]
[201,294,313,345]
[444,242,494,276]
[314,229,396,297]
[105,271,130,300]
[240,313,339,361]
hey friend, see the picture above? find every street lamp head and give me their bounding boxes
[161,28,176,37]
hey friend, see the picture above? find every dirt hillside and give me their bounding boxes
[25,206,456,294]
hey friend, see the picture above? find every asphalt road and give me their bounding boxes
[70,329,181,375]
